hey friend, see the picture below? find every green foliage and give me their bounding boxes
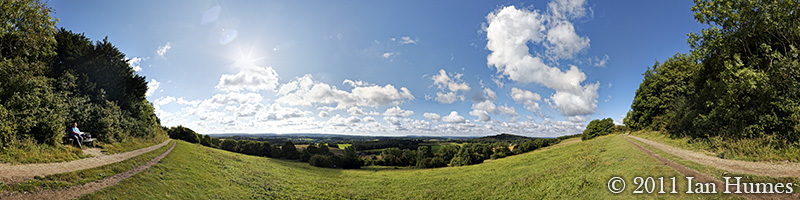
[0,0,162,152]
[449,144,484,167]
[626,0,800,146]
[281,141,299,160]
[340,146,363,169]
[219,139,237,152]
[168,126,200,143]
[582,118,614,141]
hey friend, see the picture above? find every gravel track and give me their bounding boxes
[0,140,176,200]
[0,139,171,184]
[627,135,800,178]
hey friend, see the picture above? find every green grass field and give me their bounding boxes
[82,135,739,199]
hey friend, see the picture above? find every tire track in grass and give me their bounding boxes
[1,141,176,200]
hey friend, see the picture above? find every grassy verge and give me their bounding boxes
[628,137,800,194]
[0,138,91,164]
[84,135,737,199]
[631,131,800,162]
[0,140,173,193]
[0,133,169,165]
[98,133,169,154]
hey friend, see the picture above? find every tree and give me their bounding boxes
[684,0,800,141]
[281,141,299,160]
[437,144,460,162]
[219,139,238,152]
[582,118,614,140]
[340,146,363,169]
[168,126,199,143]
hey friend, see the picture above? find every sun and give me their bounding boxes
[230,45,267,69]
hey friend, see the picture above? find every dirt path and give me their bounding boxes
[0,139,171,184]
[621,136,790,200]
[627,135,800,178]
[1,141,176,200]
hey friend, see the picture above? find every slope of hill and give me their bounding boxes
[82,134,737,199]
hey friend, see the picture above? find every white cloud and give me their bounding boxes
[441,111,466,124]
[550,82,599,116]
[318,111,330,118]
[430,69,470,104]
[157,42,172,56]
[216,66,281,92]
[348,107,378,116]
[328,115,361,126]
[545,21,590,60]
[382,52,395,59]
[432,69,470,92]
[127,57,148,72]
[399,36,417,45]
[276,74,414,108]
[146,79,160,97]
[510,87,542,111]
[382,106,414,117]
[434,92,462,104]
[209,92,263,105]
[256,104,311,121]
[484,88,498,100]
[592,54,610,67]
[392,36,417,45]
[485,5,598,116]
[567,115,586,122]
[497,105,517,115]
[423,112,441,121]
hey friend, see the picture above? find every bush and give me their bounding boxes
[582,118,614,140]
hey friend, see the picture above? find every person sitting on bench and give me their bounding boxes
[71,122,85,148]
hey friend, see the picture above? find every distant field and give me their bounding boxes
[83,135,738,199]
[337,143,351,149]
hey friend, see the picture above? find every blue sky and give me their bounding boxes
[51,0,705,137]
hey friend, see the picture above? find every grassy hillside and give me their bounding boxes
[82,135,738,199]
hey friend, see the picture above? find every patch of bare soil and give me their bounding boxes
[0,140,171,184]
[0,141,176,200]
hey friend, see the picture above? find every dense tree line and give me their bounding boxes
[625,0,800,145]
[366,138,561,168]
[167,126,363,169]
[1,0,163,148]
[350,139,422,151]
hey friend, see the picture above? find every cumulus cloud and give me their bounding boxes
[592,54,610,67]
[216,66,280,92]
[469,100,496,122]
[430,69,470,104]
[318,111,330,118]
[511,87,542,111]
[256,104,311,121]
[382,106,414,117]
[157,42,172,56]
[328,115,361,126]
[348,107,378,116]
[442,111,466,124]
[423,112,441,121]
[146,79,160,97]
[485,4,598,116]
[127,57,148,72]
[277,75,414,108]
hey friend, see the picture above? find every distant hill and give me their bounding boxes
[465,133,533,143]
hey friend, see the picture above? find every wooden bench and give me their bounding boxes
[63,130,96,148]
